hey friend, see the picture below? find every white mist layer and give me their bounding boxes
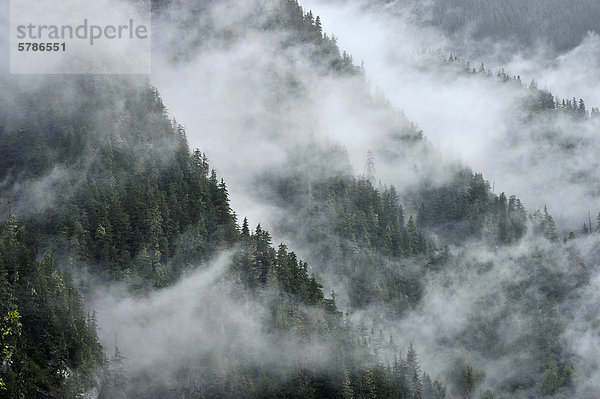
[301,0,600,231]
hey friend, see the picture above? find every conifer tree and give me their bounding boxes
[364,150,376,183]
[407,343,422,398]
[241,217,250,237]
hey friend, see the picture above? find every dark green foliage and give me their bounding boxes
[155,343,443,399]
[0,215,103,398]
[309,177,426,258]
[231,226,327,308]
[445,354,485,399]
[422,373,447,399]
[269,168,428,310]
[276,0,362,74]
[531,206,558,242]
[406,343,422,398]
[0,75,447,398]
[0,79,239,285]
[416,170,527,245]
[539,360,574,396]
[0,2,588,397]
[0,310,21,392]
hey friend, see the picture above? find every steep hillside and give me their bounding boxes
[0,75,446,398]
[2,0,600,398]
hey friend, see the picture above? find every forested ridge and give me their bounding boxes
[423,50,600,240]
[400,0,600,52]
[0,74,449,397]
[0,0,597,398]
[256,139,583,398]
[433,52,600,119]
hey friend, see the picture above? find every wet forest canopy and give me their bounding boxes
[0,0,594,398]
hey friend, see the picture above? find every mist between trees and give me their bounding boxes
[1,0,600,398]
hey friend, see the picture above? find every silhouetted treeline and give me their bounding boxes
[440,52,600,119]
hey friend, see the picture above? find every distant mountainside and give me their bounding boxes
[0,2,441,396]
[393,0,600,53]
[1,75,428,398]
[1,0,600,398]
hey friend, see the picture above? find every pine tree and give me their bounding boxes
[363,368,377,399]
[406,217,423,255]
[422,373,434,399]
[315,16,322,37]
[364,150,376,183]
[406,343,422,399]
[529,79,538,90]
[578,98,586,117]
[533,206,558,241]
[462,365,477,398]
[341,363,354,399]
[432,380,447,399]
[241,217,250,237]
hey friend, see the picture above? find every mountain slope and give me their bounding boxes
[0,75,448,398]
[2,0,600,398]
